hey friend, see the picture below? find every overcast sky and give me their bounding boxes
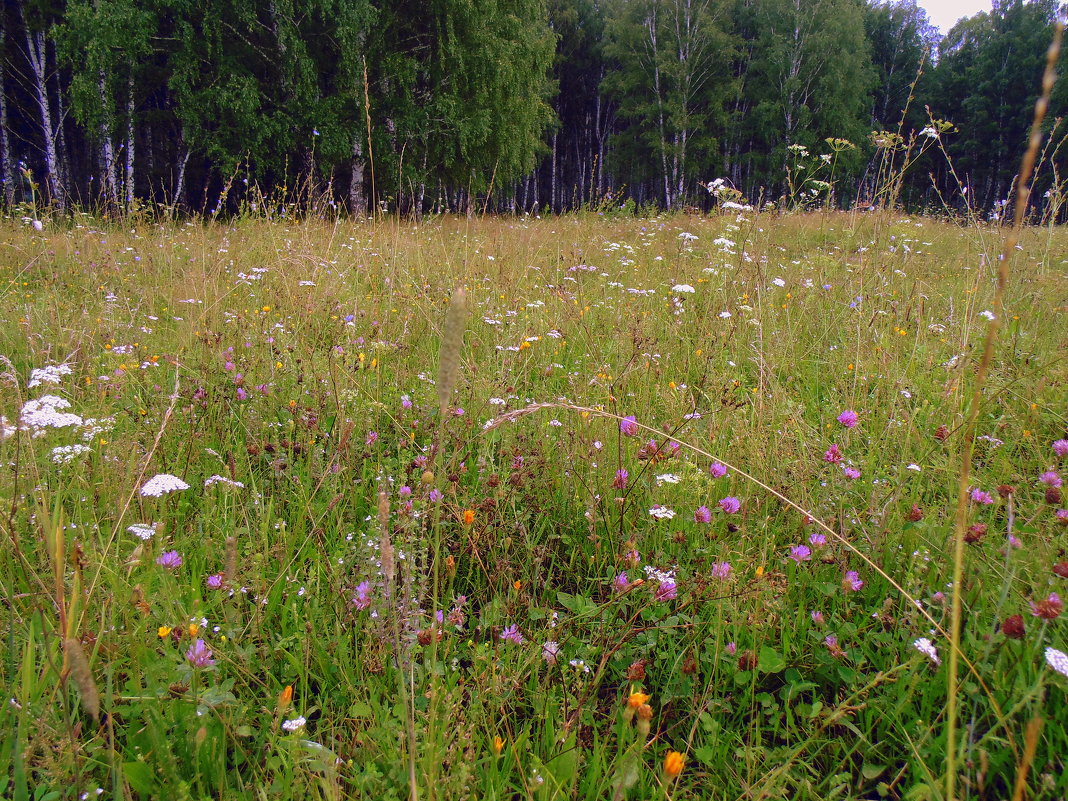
[916,0,995,33]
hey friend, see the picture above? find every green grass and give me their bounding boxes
[1,208,1066,801]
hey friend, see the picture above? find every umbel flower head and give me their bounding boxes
[140,473,190,497]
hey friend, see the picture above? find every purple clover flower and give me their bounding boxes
[620,416,639,436]
[719,496,741,514]
[186,639,215,667]
[837,410,858,428]
[694,505,711,523]
[789,545,812,563]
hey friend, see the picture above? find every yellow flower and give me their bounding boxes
[513,580,522,591]
[157,626,172,639]
[187,623,199,637]
[664,751,685,778]
[463,509,475,526]
[277,685,293,712]
[755,565,765,578]
[492,736,504,755]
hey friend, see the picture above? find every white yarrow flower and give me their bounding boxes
[204,475,245,489]
[913,637,940,665]
[671,283,696,294]
[28,364,73,388]
[979,310,995,321]
[1046,647,1068,677]
[648,506,676,520]
[140,473,190,497]
[127,523,157,541]
[281,716,307,732]
[51,444,91,464]
[772,277,786,288]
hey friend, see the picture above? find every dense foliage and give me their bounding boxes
[0,0,1065,213]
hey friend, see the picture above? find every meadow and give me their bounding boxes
[1,207,1067,800]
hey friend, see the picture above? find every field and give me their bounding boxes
[1,208,1067,801]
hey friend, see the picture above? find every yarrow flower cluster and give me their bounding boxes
[140,473,191,497]
[51,444,91,464]
[281,716,307,732]
[913,637,940,665]
[28,364,73,388]
[1046,647,1068,677]
[20,395,83,433]
[204,475,245,489]
[127,523,156,540]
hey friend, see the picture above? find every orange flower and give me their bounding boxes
[627,691,651,709]
[492,735,504,755]
[277,685,293,712]
[463,509,475,526]
[664,751,685,778]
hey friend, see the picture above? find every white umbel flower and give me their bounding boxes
[913,637,940,665]
[140,473,190,497]
[1046,647,1068,677]
[281,716,307,732]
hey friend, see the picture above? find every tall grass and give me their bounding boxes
[1,203,1066,800]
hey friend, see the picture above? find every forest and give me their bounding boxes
[0,0,1066,216]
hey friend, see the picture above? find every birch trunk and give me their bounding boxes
[24,26,63,209]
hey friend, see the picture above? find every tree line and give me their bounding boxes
[0,0,1065,217]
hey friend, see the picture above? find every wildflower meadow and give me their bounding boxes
[2,207,1067,800]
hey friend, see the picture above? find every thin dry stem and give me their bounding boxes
[945,22,1062,801]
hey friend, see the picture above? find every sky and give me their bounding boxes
[916,0,995,34]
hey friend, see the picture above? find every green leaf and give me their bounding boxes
[123,762,155,795]
[758,646,785,674]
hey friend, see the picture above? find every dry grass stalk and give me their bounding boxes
[945,21,1062,801]
[64,637,99,723]
[436,288,467,419]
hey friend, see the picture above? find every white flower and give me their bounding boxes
[51,444,91,464]
[140,473,190,497]
[979,310,995,321]
[920,126,939,139]
[298,280,316,287]
[671,284,696,294]
[772,278,786,288]
[648,506,676,520]
[713,237,735,250]
[204,475,245,489]
[913,637,940,665]
[1046,647,1068,677]
[721,201,752,211]
[0,416,15,441]
[906,463,922,472]
[678,232,698,242]
[20,396,83,432]
[655,473,681,485]
[32,219,43,231]
[127,523,156,541]
[28,364,73,388]
[281,716,307,732]
[718,310,732,319]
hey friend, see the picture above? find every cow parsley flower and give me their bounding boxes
[127,523,156,540]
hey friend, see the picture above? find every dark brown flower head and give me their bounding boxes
[1045,487,1062,505]
[934,424,950,441]
[1053,561,1068,579]
[906,504,924,522]
[1031,593,1063,620]
[625,659,647,681]
[997,484,1014,498]
[738,650,758,671]
[1001,614,1025,639]
[964,523,987,544]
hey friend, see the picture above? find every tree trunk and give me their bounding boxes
[98,72,118,211]
[349,136,366,216]
[125,73,135,209]
[0,21,14,207]
[24,26,64,209]
[550,130,558,213]
[173,128,189,212]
